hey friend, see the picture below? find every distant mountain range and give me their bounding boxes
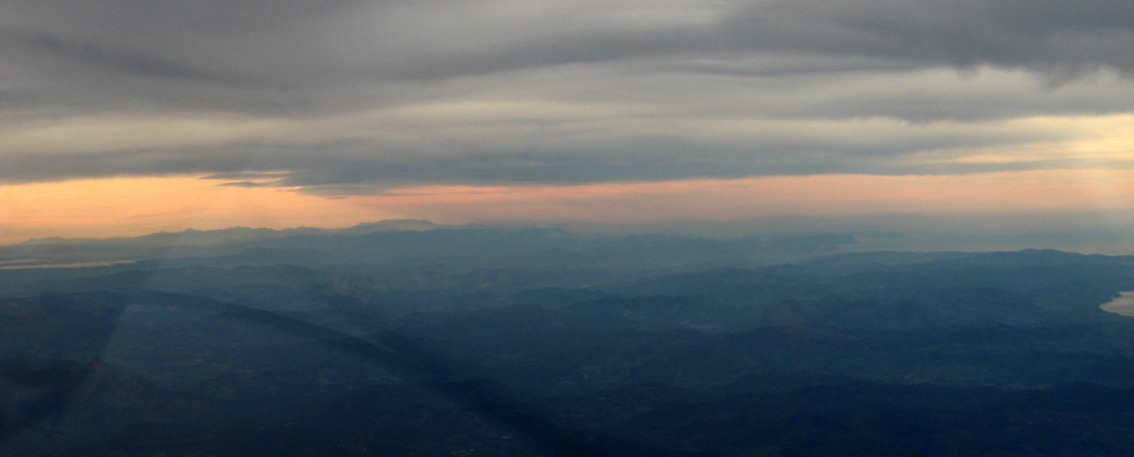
[0,220,858,270]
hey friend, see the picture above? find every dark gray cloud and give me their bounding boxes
[720,0,1134,74]
[5,1,1131,91]
[0,30,278,88]
[375,0,1134,82]
[217,181,275,188]
[0,123,1087,190]
[0,146,260,184]
[0,0,1131,191]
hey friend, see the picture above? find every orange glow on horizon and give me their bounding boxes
[348,169,1134,224]
[0,176,396,245]
[3,169,1134,245]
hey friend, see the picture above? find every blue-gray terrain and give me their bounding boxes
[3,222,1134,456]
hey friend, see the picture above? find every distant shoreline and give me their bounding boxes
[0,260,136,270]
[1100,292,1134,317]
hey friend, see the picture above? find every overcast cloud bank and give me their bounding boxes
[1,0,1132,191]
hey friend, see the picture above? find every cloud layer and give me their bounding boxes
[2,0,1132,191]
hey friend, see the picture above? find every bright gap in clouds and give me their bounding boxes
[350,169,1134,223]
[0,176,397,245]
[3,168,1134,246]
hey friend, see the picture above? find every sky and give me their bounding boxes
[1,1,1133,247]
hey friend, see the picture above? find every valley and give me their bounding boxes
[2,225,1134,456]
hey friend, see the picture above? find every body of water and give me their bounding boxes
[1100,292,1134,317]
